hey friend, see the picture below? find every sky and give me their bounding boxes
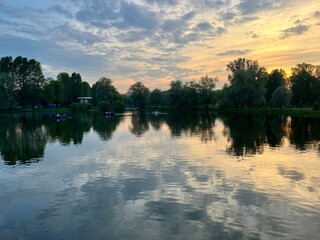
[0,0,319,92]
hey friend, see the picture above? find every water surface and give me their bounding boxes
[0,112,319,239]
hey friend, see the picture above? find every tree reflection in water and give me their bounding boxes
[0,114,47,165]
[0,111,319,165]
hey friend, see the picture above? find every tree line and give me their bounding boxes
[1,56,319,111]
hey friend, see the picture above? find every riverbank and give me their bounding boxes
[1,106,320,118]
[217,107,320,118]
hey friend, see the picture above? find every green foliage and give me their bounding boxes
[196,75,218,108]
[127,82,150,110]
[169,80,185,108]
[0,73,16,108]
[266,69,287,103]
[148,88,163,108]
[112,99,125,113]
[0,56,45,108]
[271,86,292,107]
[224,58,268,107]
[70,103,92,111]
[57,72,86,105]
[91,77,122,108]
[98,101,111,112]
[168,80,198,108]
[290,63,320,107]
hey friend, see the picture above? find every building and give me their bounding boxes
[77,97,92,103]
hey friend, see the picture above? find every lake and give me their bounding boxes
[0,111,319,240]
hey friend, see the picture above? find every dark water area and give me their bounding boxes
[0,111,319,239]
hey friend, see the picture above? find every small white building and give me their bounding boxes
[77,97,92,103]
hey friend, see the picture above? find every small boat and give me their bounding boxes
[53,113,72,120]
[151,111,167,116]
[103,112,115,116]
[151,111,159,116]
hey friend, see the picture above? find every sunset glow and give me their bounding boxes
[0,0,319,92]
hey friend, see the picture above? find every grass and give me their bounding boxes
[217,107,320,117]
[1,106,320,118]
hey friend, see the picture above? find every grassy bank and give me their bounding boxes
[217,107,320,117]
[1,106,320,118]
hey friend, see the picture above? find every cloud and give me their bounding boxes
[117,1,159,30]
[246,31,259,38]
[162,19,185,32]
[202,0,231,8]
[48,4,73,18]
[314,11,320,18]
[0,35,106,75]
[145,0,179,5]
[237,0,279,14]
[217,49,251,56]
[281,24,310,38]
[220,11,237,21]
[194,22,214,31]
[182,11,197,21]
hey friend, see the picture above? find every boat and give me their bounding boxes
[53,113,72,120]
[103,112,115,116]
[151,111,167,116]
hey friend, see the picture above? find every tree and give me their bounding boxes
[290,63,319,107]
[81,81,91,97]
[57,72,71,105]
[92,77,121,104]
[271,86,292,107]
[0,73,16,108]
[70,72,83,102]
[92,77,124,112]
[196,75,218,108]
[169,80,185,108]
[56,72,85,105]
[148,88,163,108]
[42,78,65,107]
[225,58,268,107]
[127,82,150,110]
[266,69,287,103]
[0,56,45,108]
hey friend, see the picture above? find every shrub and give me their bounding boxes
[70,103,92,111]
[111,100,125,113]
[98,101,111,112]
[271,86,292,108]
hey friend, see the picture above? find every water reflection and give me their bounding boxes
[0,114,47,165]
[0,113,123,165]
[221,114,290,156]
[0,112,320,239]
[289,117,320,151]
[130,114,150,137]
[45,113,92,145]
[92,114,124,141]
[1,112,320,165]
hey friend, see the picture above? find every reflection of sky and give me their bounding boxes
[0,116,319,239]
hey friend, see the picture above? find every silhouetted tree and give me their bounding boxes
[127,82,150,110]
[224,58,268,107]
[0,73,15,108]
[271,86,292,107]
[0,56,45,108]
[266,69,287,103]
[196,75,218,108]
[290,63,320,107]
[148,88,163,108]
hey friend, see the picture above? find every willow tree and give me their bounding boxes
[127,82,150,110]
[225,58,268,107]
